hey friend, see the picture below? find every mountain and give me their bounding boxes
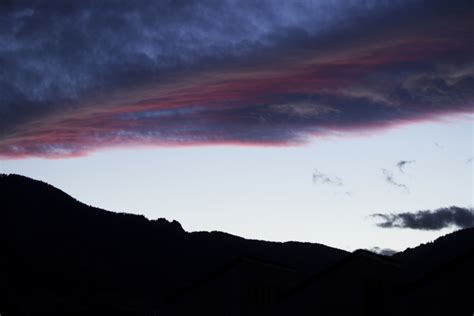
[271,231,474,316]
[395,226,474,275]
[0,174,347,315]
[1,174,472,315]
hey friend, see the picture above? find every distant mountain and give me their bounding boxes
[0,174,347,315]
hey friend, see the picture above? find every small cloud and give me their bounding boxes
[369,247,398,256]
[396,160,415,173]
[382,169,409,192]
[332,190,353,198]
[312,169,342,186]
[372,206,474,230]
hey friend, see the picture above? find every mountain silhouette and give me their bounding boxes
[0,174,473,315]
[0,174,345,315]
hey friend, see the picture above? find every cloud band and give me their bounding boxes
[372,206,474,230]
[0,0,473,158]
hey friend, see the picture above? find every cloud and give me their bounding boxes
[372,206,474,230]
[396,160,415,173]
[312,169,342,186]
[382,169,409,192]
[369,247,398,256]
[0,0,473,158]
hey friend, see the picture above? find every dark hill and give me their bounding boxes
[394,226,474,276]
[0,174,347,315]
[1,174,473,315]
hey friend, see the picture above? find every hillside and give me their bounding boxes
[0,174,347,315]
[1,174,472,315]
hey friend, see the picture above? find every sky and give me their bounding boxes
[1,0,473,252]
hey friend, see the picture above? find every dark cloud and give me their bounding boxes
[312,169,342,186]
[0,1,405,122]
[0,0,473,158]
[382,169,409,192]
[396,160,415,173]
[372,206,474,230]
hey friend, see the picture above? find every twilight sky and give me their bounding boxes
[1,0,473,252]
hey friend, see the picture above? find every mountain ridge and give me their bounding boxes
[0,174,347,315]
[1,174,473,315]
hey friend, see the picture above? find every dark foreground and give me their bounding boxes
[1,174,473,315]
